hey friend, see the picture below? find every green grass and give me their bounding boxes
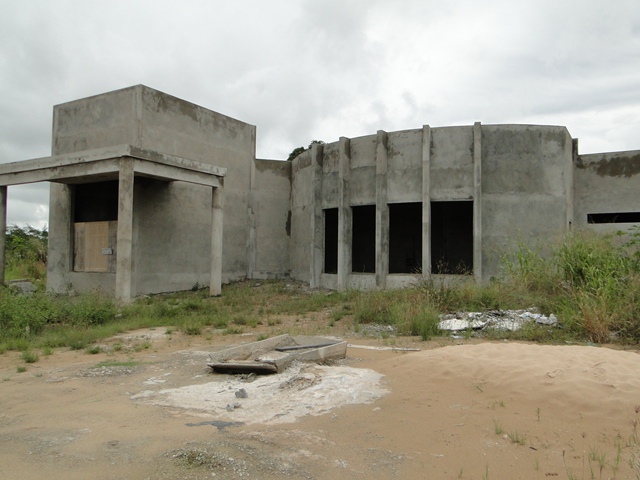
[2,229,640,352]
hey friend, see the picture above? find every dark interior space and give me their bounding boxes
[352,205,376,273]
[587,212,640,224]
[323,208,338,274]
[431,201,473,274]
[73,180,119,222]
[389,202,422,273]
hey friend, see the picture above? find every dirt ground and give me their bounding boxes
[2,321,640,480]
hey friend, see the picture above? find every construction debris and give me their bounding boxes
[438,308,558,333]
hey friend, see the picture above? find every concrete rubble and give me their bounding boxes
[438,308,558,332]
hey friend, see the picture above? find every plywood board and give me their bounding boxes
[73,221,117,273]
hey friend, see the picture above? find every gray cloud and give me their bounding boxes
[1,0,639,226]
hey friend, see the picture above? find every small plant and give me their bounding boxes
[42,346,52,356]
[86,345,102,355]
[182,322,202,336]
[21,350,39,363]
[222,327,243,335]
[508,430,526,445]
[16,366,27,373]
[112,342,123,352]
[133,341,152,352]
[493,419,504,435]
[256,334,269,341]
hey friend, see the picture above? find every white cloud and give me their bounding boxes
[1,0,639,225]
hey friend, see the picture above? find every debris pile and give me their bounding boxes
[438,308,558,333]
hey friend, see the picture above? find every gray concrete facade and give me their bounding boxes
[1,85,639,300]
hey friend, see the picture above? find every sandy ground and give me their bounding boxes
[2,326,640,480]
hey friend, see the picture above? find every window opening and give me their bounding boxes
[389,202,422,273]
[323,208,338,274]
[587,212,640,224]
[352,205,376,273]
[431,201,473,274]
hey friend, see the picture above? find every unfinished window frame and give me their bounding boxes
[323,208,338,274]
[351,204,376,274]
[430,200,473,275]
[388,202,422,274]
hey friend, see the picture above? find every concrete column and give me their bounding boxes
[46,183,73,293]
[567,138,577,231]
[309,143,324,288]
[246,159,257,279]
[375,130,389,288]
[115,159,135,303]
[473,122,483,283]
[0,186,6,285]
[421,125,432,278]
[210,181,224,296]
[337,137,351,291]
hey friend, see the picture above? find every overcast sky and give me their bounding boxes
[1,0,639,228]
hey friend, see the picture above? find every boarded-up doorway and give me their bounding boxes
[73,181,118,273]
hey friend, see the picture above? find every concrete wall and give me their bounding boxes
[480,125,573,278]
[251,159,292,279]
[289,151,313,282]
[574,150,640,235]
[288,123,574,287]
[48,85,256,295]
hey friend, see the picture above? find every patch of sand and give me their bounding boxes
[2,330,640,479]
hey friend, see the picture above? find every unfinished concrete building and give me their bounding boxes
[0,85,638,301]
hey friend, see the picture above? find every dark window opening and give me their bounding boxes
[324,208,338,274]
[389,203,422,273]
[74,180,119,222]
[352,205,376,273]
[588,212,640,224]
[431,201,473,274]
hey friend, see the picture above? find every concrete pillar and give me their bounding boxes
[567,138,577,231]
[421,125,432,278]
[0,186,6,285]
[473,122,483,283]
[210,182,224,296]
[309,143,324,288]
[46,183,72,293]
[337,137,351,291]
[375,130,389,288]
[247,159,257,279]
[115,159,135,303]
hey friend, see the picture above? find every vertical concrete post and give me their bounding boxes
[567,138,577,231]
[210,182,224,297]
[375,130,389,288]
[0,186,6,285]
[337,137,351,291]
[115,159,135,303]
[421,125,432,278]
[309,143,324,288]
[46,183,73,293]
[246,159,257,279]
[473,122,483,283]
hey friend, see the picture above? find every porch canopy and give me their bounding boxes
[0,144,226,302]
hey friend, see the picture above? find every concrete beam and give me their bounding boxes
[309,143,324,288]
[375,130,389,288]
[337,137,351,291]
[421,125,432,278]
[0,144,225,187]
[115,159,135,303]
[473,122,483,283]
[0,186,6,285]
[210,183,224,297]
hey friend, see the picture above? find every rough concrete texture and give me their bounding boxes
[3,85,640,298]
[574,150,640,235]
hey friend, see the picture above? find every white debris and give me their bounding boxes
[438,308,558,333]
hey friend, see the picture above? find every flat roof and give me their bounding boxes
[0,144,226,188]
